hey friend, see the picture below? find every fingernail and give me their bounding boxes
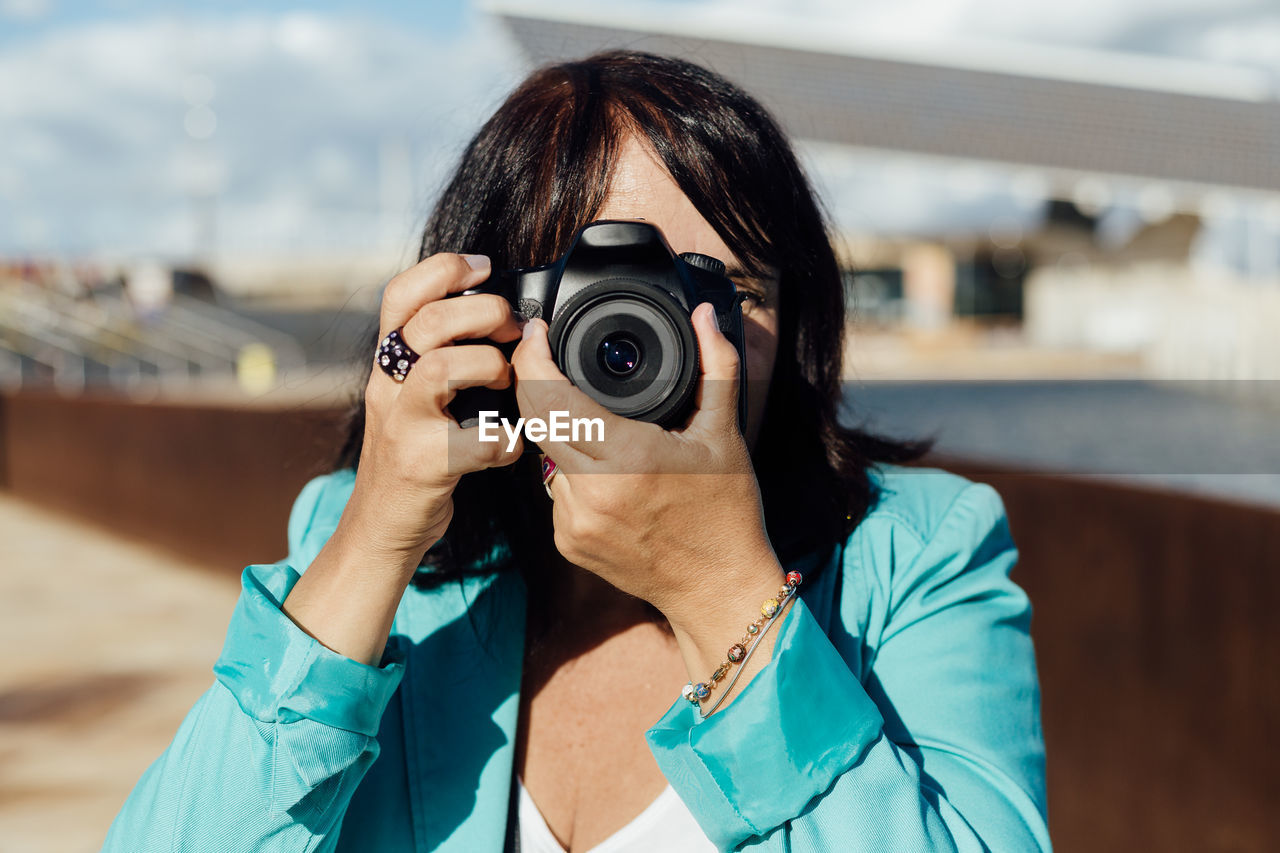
[522,319,534,340]
[704,303,718,325]
[462,253,490,270]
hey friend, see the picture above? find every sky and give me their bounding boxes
[1,0,1278,262]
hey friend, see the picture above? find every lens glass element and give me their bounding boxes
[599,336,642,376]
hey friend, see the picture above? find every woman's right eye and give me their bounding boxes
[735,287,765,316]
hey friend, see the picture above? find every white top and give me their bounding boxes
[516,776,718,853]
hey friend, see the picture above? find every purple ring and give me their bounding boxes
[375,327,420,383]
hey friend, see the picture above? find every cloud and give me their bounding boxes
[4,3,1275,260]
[0,11,523,258]
[0,0,51,21]
[1170,13,1280,71]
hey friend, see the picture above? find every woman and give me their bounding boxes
[103,51,1049,852]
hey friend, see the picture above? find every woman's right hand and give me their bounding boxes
[340,252,525,569]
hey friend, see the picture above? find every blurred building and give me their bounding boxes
[0,256,377,400]
[487,0,1280,380]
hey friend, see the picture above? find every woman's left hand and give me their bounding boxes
[509,303,785,633]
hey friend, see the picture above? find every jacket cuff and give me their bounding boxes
[214,562,406,738]
[645,593,884,850]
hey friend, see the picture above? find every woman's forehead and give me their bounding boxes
[595,135,742,269]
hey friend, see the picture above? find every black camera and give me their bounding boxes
[449,220,747,434]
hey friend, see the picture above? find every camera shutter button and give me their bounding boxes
[679,252,726,276]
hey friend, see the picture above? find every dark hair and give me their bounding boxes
[334,50,932,622]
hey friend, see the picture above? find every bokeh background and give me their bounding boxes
[1,1,1277,850]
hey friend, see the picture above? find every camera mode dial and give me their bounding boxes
[678,252,726,276]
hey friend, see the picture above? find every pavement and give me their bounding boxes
[0,493,240,853]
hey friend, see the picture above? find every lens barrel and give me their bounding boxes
[549,278,700,427]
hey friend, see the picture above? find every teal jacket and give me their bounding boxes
[103,463,1050,852]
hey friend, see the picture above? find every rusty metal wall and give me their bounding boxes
[1,391,1276,851]
[937,457,1279,852]
[0,391,350,570]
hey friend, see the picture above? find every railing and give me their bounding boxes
[0,277,308,394]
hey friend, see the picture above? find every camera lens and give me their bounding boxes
[599,336,642,376]
[551,279,700,426]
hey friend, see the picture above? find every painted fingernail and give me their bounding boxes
[462,253,490,270]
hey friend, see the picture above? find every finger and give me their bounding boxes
[510,319,629,463]
[442,416,523,476]
[510,390,598,473]
[547,466,572,504]
[685,302,741,435]
[380,253,492,335]
[398,343,512,415]
[513,320,664,470]
[540,454,568,502]
[506,318,637,466]
[402,292,522,354]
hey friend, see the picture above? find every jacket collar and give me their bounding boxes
[396,569,527,853]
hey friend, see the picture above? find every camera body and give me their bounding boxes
[449,220,747,435]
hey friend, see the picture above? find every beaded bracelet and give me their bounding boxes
[682,570,803,717]
[699,590,798,718]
